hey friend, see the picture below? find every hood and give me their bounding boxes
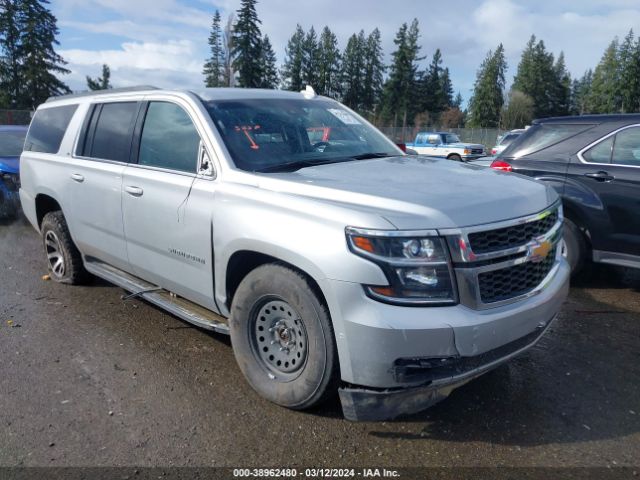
[0,156,19,174]
[258,156,557,229]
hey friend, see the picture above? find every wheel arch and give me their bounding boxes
[35,193,63,228]
[224,249,329,314]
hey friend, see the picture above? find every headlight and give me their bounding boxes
[346,227,457,306]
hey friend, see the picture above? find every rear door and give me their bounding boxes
[567,125,640,258]
[121,99,218,310]
[67,101,139,271]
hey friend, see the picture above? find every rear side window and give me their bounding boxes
[138,102,200,173]
[583,136,613,163]
[89,102,138,162]
[611,126,640,166]
[502,124,593,158]
[24,105,78,154]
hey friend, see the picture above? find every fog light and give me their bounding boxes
[397,267,439,287]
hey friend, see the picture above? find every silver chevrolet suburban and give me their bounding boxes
[19,86,570,421]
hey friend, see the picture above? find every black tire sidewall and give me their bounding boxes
[563,218,585,274]
[449,154,462,161]
[229,264,337,409]
[41,211,86,284]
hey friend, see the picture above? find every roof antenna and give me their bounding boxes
[301,85,316,99]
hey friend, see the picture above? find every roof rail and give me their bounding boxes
[46,85,159,103]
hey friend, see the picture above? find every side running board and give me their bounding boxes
[84,259,229,335]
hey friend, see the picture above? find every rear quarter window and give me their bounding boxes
[502,123,594,159]
[24,104,78,154]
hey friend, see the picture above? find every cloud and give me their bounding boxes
[60,40,204,90]
[53,0,640,99]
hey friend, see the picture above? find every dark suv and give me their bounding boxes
[491,115,640,274]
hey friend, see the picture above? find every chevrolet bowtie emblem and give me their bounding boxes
[529,239,552,263]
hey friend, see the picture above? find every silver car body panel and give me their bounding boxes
[19,88,569,402]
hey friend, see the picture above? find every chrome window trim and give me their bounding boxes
[577,123,640,169]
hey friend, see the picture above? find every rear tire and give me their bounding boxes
[229,263,339,410]
[562,217,588,276]
[41,211,90,285]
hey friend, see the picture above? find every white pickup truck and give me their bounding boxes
[406,131,486,161]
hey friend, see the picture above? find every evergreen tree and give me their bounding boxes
[380,19,422,124]
[453,92,463,109]
[203,10,225,87]
[440,67,454,109]
[467,44,507,128]
[0,0,21,107]
[301,26,320,88]
[316,26,341,98]
[281,24,305,91]
[552,52,571,116]
[512,35,557,118]
[341,31,365,110]
[570,70,593,115]
[2,0,70,109]
[361,28,384,114]
[588,39,620,113]
[86,64,111,90]
[258,34,278,89]
[618,29,640,112]
[232,0,263,88]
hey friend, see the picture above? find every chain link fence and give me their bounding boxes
[378,126,505,148]
[0,109,32,125]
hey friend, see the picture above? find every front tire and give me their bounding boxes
[562,217,588,276]
[448,154,462,162]
[229,264,339,410]
[41,211,90,284]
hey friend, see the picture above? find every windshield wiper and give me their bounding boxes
[349,152,394,160]
[256,153,395,173]
[257,159,334,173]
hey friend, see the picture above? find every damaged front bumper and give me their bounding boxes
[0,172,21,216]
[339,318,554,421]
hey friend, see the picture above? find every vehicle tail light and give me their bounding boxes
[490,159,513,172]
[396,143,407,153]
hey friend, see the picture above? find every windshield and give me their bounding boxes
[444,133,461,144]
[204,98,399,172]
[0,130,27,157]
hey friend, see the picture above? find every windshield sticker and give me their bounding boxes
[327,109,361,125]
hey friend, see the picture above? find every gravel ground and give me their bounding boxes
[1,217,639,468]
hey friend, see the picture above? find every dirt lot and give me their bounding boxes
[1,217,639,469]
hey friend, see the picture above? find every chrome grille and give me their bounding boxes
[444,203,563,310]
[468,209,558,254]
[470,148,484,155]
[478,247,557,303]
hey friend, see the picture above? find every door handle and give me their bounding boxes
[70,173,84,183]
[125,186,144,197]
[584,171,614,182]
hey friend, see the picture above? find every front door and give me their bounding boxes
[566,125,640,258]
[122,100,217,310]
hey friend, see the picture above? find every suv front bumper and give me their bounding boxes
[324,257,570,420]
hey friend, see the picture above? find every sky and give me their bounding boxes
[52,0,640,105]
